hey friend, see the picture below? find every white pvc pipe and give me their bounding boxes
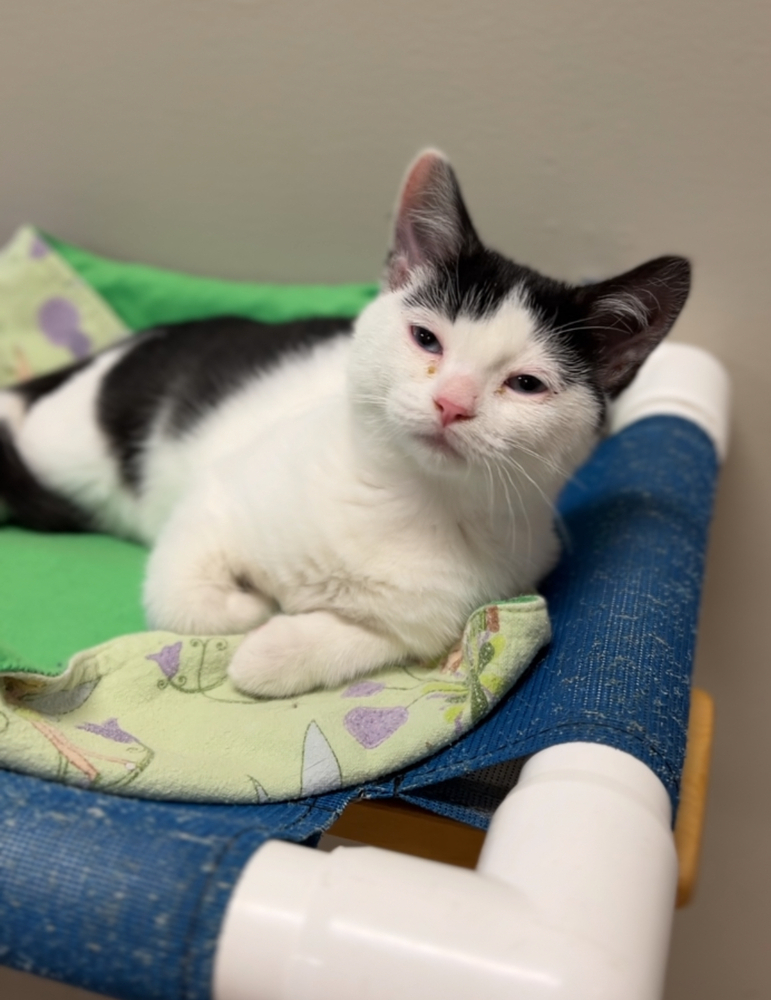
[213,743,678,1000]
[478,743,678,999]
[609,341,731,461]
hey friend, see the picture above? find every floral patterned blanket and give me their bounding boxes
[0,602,549,802]
[0,226,127,384]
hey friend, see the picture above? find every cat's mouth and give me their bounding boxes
[414,431,463,460]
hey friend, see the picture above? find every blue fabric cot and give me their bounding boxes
[0,414,718,1000]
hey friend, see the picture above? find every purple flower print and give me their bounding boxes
[77,718,137,744]
[342,681,386,698]
[344,706,408,749]
[30,235,49,259]
[146,642,182,679]
[38,297,92,358]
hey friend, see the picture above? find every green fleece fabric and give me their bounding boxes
[47,233,380,330]
[0,529,146,674]
[0,227,550,802]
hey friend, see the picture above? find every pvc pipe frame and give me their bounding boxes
[608,341,731,461]
[213,744,678,1000]
[213,344,730,1000]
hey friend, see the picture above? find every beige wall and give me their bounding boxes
[1,1,770,997]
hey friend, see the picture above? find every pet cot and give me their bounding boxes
[0,236,729,1000]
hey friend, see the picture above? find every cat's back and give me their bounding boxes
[101,314,353,476]
[123,315,355,537]
[12,314,354,540]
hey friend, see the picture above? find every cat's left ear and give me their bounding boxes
[387,150,482,289]
[579,255,691,396]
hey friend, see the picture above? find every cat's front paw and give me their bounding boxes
[145,584,275,635]
[228,610,407,699]
[228,615,322,698]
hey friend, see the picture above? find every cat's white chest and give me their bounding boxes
[187,402,537,655]
[207,404,438,592]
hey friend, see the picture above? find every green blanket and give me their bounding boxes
[0,227,550,802]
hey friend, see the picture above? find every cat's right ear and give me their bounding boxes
[387,150,482,289]
[578,255,692,397]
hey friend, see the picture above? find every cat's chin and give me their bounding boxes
[411,432,467,467]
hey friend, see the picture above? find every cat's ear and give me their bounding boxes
[387,150,482,289]
[579,256,691,396]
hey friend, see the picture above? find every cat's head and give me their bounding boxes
[349,150,690,482]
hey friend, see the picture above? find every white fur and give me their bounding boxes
[5,287,602,698]
[15,348,146,537]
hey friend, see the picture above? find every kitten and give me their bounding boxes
[0,151,690,697]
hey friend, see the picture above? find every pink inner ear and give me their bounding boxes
[391,153,449,278]
[388,150,479,291]
[389,255,412,289]
[400,153,444,213]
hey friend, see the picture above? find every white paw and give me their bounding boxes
[221,590,275,632]
[227,615,320,698]
[227,611,408,700]
[146,586,275,635]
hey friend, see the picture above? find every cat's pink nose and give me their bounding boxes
[434,394,475,427]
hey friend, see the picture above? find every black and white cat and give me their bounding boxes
[0,151,690,697]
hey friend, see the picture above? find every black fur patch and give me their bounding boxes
[0,425,90,532]
[98,315,353,490]
[14,357,92,405]
[405,249,532,320]
[524,278,599,371]
[523,277,610,421]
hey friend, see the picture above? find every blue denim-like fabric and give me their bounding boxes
[0,416,718,999]
[401,415,718,824]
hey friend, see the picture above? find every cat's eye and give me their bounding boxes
[506,374,548,395]
[411,325,443,355]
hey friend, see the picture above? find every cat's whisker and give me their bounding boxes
[506,442,568,480]
[481,456,496,523]
[502,453,571,547]
[543,320,636,338]
[495,460,527,560]
[501,454,558,517]
[491,462,514,542]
